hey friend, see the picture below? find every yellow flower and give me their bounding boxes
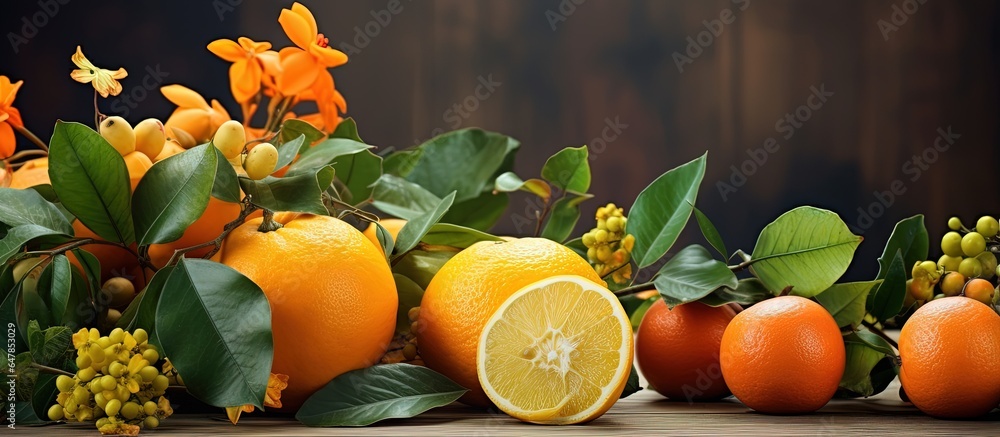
[71,328,91,350]
[276,2,347,95]
[160,84,231,142]
[225,373,289,424]
[0,75,23,159]
[69,46,127,98]
[208,37,273,103]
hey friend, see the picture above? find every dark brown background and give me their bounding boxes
[2,0,997,280]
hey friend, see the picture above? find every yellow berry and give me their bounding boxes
[56,375,75,392]
[94,393,108,409]
[108,328,125,345]
[962,232,987,257]
[121,402,140,420]
[132,329,149,345]
[622,234,635,252]
[594,229,608,244]
[99,116,136,156]
[938,254,962,272]
[143,401,157,416]
[152,375,169,392]
[139,366,159,383]
[243,142,278,180]
[581,232,596,247]
[144,416,160,429]
[73,386,89,404]
[104,399,122,417]
[586,247,597,262]
[47,404,64,421]
[948,217,963,231]
[100,375,117,391]
[142,348,160,364]
[596,245,612,263]
[959,257,983,278]
[606,216,622,232]
[213,120,246,159]
[977,216,999,238]
[134,118,166,160]
[77,367,96,383]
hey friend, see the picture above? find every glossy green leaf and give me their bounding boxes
[155,259,272,408]
[26,321,71,367]
[30,373,58,422]
[868,250,907,321]
[628,153,707,268]
[132,144,217,246]
[493,172,552,201]
[374,223,395,260]
[333,148,382,205]
[393,274,425,333]
[419,223,503,249]
[118,266,173,335]
[296,363,467,427]
[838,331,897,398]
[382,149,422,177]
[393,192,456,255]
[541,146,590,193]
[371,174,442,220]
[0,225,68,265]
[71,248,101,299]
[331,117,363,142]
[239,166,336,215]
[441,191,509,231]
[692,207,727,259]
[392,250,457,290]
[700,278,772,307]
[287,138,371,176]
[814,281,879,329]
[280,118,326,145]
[540,196,583,243]
[0,188,73,234]
[875,215,929,280]
[399,128,520,202]
[654,245,738,308]
[620,364,643,399]
[36,254,72,326]
[275,134,307,170]
[211,146,241,203]
[48,121,134,244]
[749,206,862,297]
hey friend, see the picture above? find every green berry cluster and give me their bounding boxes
[48,328,173,435]
[581,203,635,284]
[907,216,1000,307]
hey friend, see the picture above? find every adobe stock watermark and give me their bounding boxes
[108,65,170,118]
[413,74,502,145]
[7,0,72,54]
[717,83,834,202]
[877,0,929,41]
[338,0,410,56]
[672,0,750,73]
[6,322,16,429]
[545,0,588,31]
[850,126,960,234]
[212,0,243,21]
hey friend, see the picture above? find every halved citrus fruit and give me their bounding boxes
[476,275,633,424]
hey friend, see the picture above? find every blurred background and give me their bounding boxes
[1,0,997,280]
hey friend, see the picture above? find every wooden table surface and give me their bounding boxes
[13,376,998,436]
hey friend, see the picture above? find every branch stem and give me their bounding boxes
[11,126,49,152]
[862,320,899,351]
[31,363,74,377]
[613,281,656,298]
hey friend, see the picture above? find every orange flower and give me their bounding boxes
[69,46,127,98]
[225,373,289,425]
[276,2,347,96]
[207,37,273,103]
[0,76,24,158]
[296,69,346,133]
[160,84,231,142]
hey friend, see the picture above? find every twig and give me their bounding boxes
[12,126,49,152]
[613,281,656,298]
[862,320,899,351]
[30,362,74,377]
[168,202,259,266]
[533,196,556,237]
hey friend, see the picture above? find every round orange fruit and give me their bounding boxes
[362,218,407,253]
[9,157,51,189]
[147,197,246,268]
[214,212,397,410]
[899,297,1000,419]
[415,237,604,407]
[720,296,845,414]
[636,300,736,401]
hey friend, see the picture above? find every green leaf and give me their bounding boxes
[287,139,371,176]
[749,206,862,297]
[629,294,660,330]
[118,266,173,334]
[287,138,381,205]
[628,153,707,268]
[330,117,363,142]
[541,146,591,193]
[875,215,929,280]
[374,223,395,260]
[281,118,326,145]
[839,331,897,398]
[814,281,879,329]
[393,192,457,255]
[36,254,72,326]
[852,327,897,356]
[132,144,217,246]
[392,250,456,290]
[239,166,336,215]
[692,207,727,259]
[30,373,59,422]
[868,250,907,321]
[275,134,307,170]
[540,196,582,243]
[419,223,503,249]
[0,225,68,265]
[0,188,73,235]
[564,237,588,259]
[653,245,738,308]
[620,364,643,399]
[441,191,509,232]
[48,121,134,245]
[493,172,551,201]
[296,363,467,427]
[371,174,442,220]
[70,248,101,299]
[399,128,520,202]
[27,322,71,367]
[392,274,424,333]
[211,147,242,204]
[155,259,272,408]
[382,149,422,177]
[1,266,27,353]
[699,278,772,307]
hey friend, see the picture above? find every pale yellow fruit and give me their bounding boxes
[134,118,166,159]
[477,275,633,425]
[154,140,186,162]
[213,120,246,159]
[243,143,278,180]
[99,116,135,156]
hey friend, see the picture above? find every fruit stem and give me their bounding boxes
[10,126,48,153]
[533,194,557,237]
[30,362,74,377]
[861,320,899,350]
[257,209,283,233]
[612,281,656,298]
[166,201,260,266]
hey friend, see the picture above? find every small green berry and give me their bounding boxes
[977,216,999,238]
[948,216,963,231]
[962,232,987,257]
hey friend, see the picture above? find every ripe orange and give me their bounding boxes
[9,157,50,189]
[362,218,407,253]
[415,237,604,407]
[636,300,736,401]
[720,296,845,414]
[147,197,246,268]
[214,212,397,410]
[899,297,1000,418]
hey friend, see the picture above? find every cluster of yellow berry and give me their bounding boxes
[581,203,636,284]
[907,215,1000,308]
[49,328,173,435]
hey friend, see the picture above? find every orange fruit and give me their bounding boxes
[962,278,996,305]
[214,212,397,410]
[362,218,407,253]
[9,157,50,189]
[720,296,844,414]
[147,197,247,268]
[416,237,604,407]
[899,297,1000,418]
[636,300,736,401]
